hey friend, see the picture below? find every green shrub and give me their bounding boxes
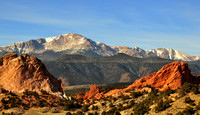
[81,104,89,112]
[23,90,39,97]
[131,91,143,98]
[101,102,106,106]
[181,82,199,94]
[133,103,149,115]
[88,112,98,115]
[119,94,130,100]
[129,100,135,106]
[94,112,98,115]
[75,111,83,115]
[40,89,49,95]
[101,111,106,115]
[112,97,117,102]
[6,91,17,97]
[106,107,120,115]
[175,111,183,115]
[178,90,186,97]
[88,113,94,115]
[37,99,48,107]
[195,102,200,110]
[51,108,60,113]
[91,105,99,110]
[2,112,14,115]
[182,106,195,114]
[184,97,195,106]
[117,103,123,108]
[175,106,195,115]
[181,83,193,93]
[109,103,114,108]
[64,100,81,111]
[113,111,121,115]
[160,88,174,97]
[155,100,171,112]
[1,97,8,104]
[66,112,72,115]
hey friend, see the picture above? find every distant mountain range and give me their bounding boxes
[44,54,200,86]
[44,54,173,86]
[0,33,199,61]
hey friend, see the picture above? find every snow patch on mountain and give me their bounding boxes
[0,33,199,61]
[45,36,57,43]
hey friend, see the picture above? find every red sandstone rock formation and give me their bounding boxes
[105,61,200,96]
[125,61,200,91]
[77,84,104,102]
[84,84,99,99]
[77,92,84,99]
[0,53,63,95]
[104,89,123,97]
[77,62,200,99]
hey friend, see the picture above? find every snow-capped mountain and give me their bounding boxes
[0,33,199,61]
[147,48,200,61]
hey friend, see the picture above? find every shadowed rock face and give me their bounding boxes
[0,53,63,94]
[126,61,200,91]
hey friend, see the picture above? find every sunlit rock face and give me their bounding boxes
[126,61,200,91]
[0,53,64,95]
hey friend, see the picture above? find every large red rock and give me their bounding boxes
[77,84,104,102]
[105,61,200,96]
[84,84,100,99]
[0,53,64,95]
[78,62,200,99]
[126,61,200,91]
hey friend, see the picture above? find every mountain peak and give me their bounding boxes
[0,33,199,61]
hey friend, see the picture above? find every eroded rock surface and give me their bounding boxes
[105,61,200,96]
[126,61,200,91]
[0,53,63,95]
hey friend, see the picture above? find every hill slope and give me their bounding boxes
[45,54,200,86]
[45,54,173,86]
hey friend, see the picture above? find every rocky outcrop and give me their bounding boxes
[104,61,200,96]
[0,53,63,95]
[84,84,99,99]
[77,84,104,101]
[77,62,200,100]
[126,61,200,91]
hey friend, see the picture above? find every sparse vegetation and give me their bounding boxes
[91,105,98,110]
[196,102,200,110]
[184,97,195,106]
[155,100,171,112]
[0,81,200,115]
[131,91,143,98]
[81,104,89,112]
[99,82,133,93]
[133,102,149,115]
[51,107,60,113]
[176,106,196,115]
[180,82,199,94]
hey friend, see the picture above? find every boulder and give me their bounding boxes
[0,53,64,95]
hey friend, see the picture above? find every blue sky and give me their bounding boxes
[0,0,200,55]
